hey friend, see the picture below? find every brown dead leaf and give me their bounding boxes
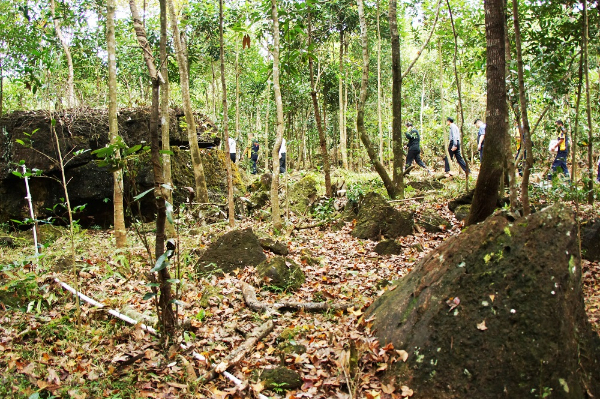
[401,385,414,397]
[251,381,264,393]
[382,382,395,394]
[47,367,61,385]
[477,320,488,331]
[396,350,409,362]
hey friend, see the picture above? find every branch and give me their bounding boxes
[241,282,353,312]
[129,0,164,83]
[401,0,443,80]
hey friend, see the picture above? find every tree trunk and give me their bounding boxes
[51,0,75,107]
[357,0,395,199]
[439,39,450,165]
[219,0,235,228]
[339,29,348,169]
[264,83,271,171]
[583,0,594,205]
[389,0,403,198]
[107,0,127,248]
[159,0,174,231]
[376,0,384,164]
[467,0,507,226]
[166,0,209,203]
[236,41,240,141]
[512,0,533,215]
[571,53,584,186]
[270,0,284,231]
[308,10,332,197]
[129,0,175,336]
[0,58,3,117]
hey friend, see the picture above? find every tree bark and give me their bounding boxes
[339,29,348,170]
[376,0,384,164]
[571,50,584,187]
[308,10,332,198]
[107,0,127,248]
[466,0,508,226]
[389,0,403,197]
[264,82,271,171]
[582,0,594,205]
[50,0,75,107]
[129,0,175,335]
[166,0,209,203]
[439,39,450,165]
[358,0,395,199]
[219,0,235,228]
[270,0,284,231]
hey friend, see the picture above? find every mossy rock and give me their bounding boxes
[199,285,223,308]
[256,257,305,291]
[260,367,303,391]
[248,191,270,211]
[289,176,318,215]
[418,209,450,233]
[454,204,471,221]
[277,341,307,355]
[374,240,402,255]
[351,192,414,241]
[258,237,288,255]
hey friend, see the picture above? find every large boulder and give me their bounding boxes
[364,205,600,398]
[256,256,305,291]
[259,367,303,391]
[196,228,266,275]
[373,240,403,255]
[581,218,600,262]
[289,175,318,215]
[351,192,414,240]
[417,209,450,233]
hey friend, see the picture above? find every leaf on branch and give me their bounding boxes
[133,188,154,201]
[151,250,173,272]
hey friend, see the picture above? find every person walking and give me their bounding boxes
[228,136,236,163]
[404,122,430,174]
[444,117,468,174]
[250,138,260,174]
[474,119,486,161]
[278,137,287,174]
[548,119,570,181]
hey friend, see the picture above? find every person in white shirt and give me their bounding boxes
[279,137,287,173]
[228,136,236,163]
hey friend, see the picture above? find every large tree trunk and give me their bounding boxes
[270,0,284,231]
[219,0,235,228]
[129,0,175,336]
[512,0,533,215]
[583,0,594,205]
[389,0,403,198]
[357,0,395,199]
[338,29,348,170]
[308,10,332,198]
[166,0,209,203]
[107,0,127,248]
[467,0,508,226]
[50,0,75,107]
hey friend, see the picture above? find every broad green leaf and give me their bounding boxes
[133,188,154,201]
[143,292,157,300]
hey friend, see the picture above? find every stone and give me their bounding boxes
[258,237,289,256]
[364,204,600,398]
[374,240,403,255]
[581,218,600,262]
[351,192,414,241]
[256,256,305,291]
[260,367,303,391]
[277,341,307,355]
[195,228,266,276]
[248,191,270,211]
[417,209,450,233]
[454,204,471,221]
[289,175,318,215]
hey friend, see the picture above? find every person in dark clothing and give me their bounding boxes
[548,119,570,181]
[250,138,260,175]
[444,117,469,174]
[474,119,486,161]
[404,122,430,174]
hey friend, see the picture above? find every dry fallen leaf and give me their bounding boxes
[215,361,228,373]
[401,385,414,397]
[382,382,396,394]
[251,381,264,393]
[477,320,488,331]
[489,294,495,302]
[396,349,409,362]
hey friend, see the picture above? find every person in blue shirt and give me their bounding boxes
[548,120,569,181]
[474,119,486,161]
[404,122,430,174]
[444,117,468,174]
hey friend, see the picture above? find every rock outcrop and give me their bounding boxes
[196,228,266,275]
[351,192,414,241]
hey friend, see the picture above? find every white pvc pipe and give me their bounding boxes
[22,164,39,257]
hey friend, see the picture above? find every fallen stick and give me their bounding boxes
[201,319,274,383]
[293,220,331,230]
[55,277,263,397]
[388,196,425,203]
[241,282,354,312]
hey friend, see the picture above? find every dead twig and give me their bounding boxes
[388,196,425,203]
[241,282,354,312]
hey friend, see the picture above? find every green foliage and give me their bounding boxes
[312,198,336,221]
[91,136,150,173]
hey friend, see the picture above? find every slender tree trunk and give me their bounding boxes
[357,0,395,198]
[389,0,403,197]
[376,0,384,164]
[583,0,594,205]
[270,0,284,230]
[512,0,533,215]
[129,0,175,336]
[51,0,75,107]
[107,0,127,248]
[571,52,584,186]
[264,83,270,171]
[0,58,3,117]
[308,10,332,197]
[159,0,173,215]
[219,0,235,228]
[420,72,426,134]
[339,29,348,169]
[504,13,519,212]
[439,39,450,165]
[211,61,217,120]
[467,0,507,225]
[236,41,240,141]
[166,0,209,203]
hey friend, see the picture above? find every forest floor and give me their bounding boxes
[0,169,598,399]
